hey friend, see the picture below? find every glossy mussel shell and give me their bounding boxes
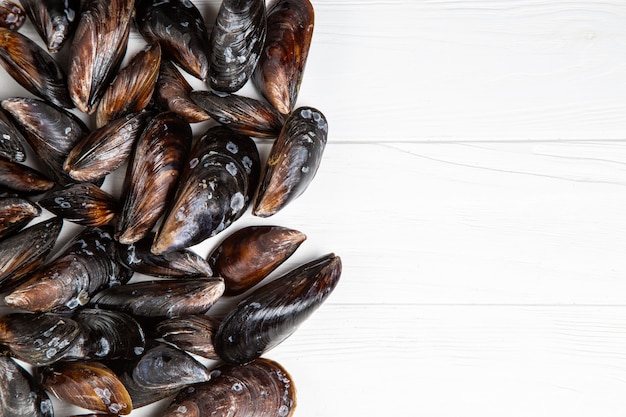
[0,0,25,30]
[0,354,53,417]
[0,197,40,241]
[21,0,81,52]
[0,158,55,195]
[39,182,118,226]
[153,60,210,123]
[0,106,26,163]
[214,253,341,365]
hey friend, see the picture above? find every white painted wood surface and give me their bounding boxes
[1,0,626,416]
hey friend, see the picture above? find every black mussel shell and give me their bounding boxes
[39,182,118,227]
[190,90,284,139]
[0,0,25,30]
[156,315,220,360]
[0,197,40,241]
[0,28,73,108]
[0,107,26,163]
[0,312,81,365]
[68,0,133,113]
[214,253,341,365]
[88,278,225,318]
[253,106,328,217]
[152,126,260,254]
[115,111,190,245]
[0,354,54,417]
[153,60,210,123]
[208,225,306,296]
[253,0,314,115]
[0,217,62,292]
[208,0,267,93]
[135,0,210,81]
[21,0,81,53]
[163,358,296,417]
[0,158,55,195]
[5,226,133,313]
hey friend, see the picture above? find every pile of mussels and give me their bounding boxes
[0,0,341,416]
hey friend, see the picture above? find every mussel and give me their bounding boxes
[0,0,25,30]
[38,182,118,227]
[0,354,53,417]
[0,157,55,195]
[0,197,40,241]
[20,0,81,53]
[0,106,26,163]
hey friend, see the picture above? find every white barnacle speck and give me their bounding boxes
[181,21,189,27]
[95,337,111,357]
[64,127,72,135]
[224,47,235,63]
[300,108,312,119]
[189,158,199,168]
[236,55,246,64]
[278,405,290,417]
[225,162,238,176]
[226,141,238,154]
[127,244,141,264]
[65,298,79,309]
[231,382,244,393]
[94,387,112,404]
[1,134,9,140]
[134,346,144,355]
[40,399,53,415]
[301,166,310,174]
[45,348,57,358]
[250,302,261,309]
[230,192,244,212]
[54,197,71,209]
[177,406,188,414]
[241,156,253,174]
[109,403,123,414]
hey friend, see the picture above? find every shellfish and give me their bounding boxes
[0,106,26,163]
[0,197,40,241]
[0,354,54,417]
[38,182,118,227]
[156,315,220,360]
[0,0,25,31]
[20,0,81,52]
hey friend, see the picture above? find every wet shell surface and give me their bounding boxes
[0,0,25,30]
[0,107,26,163]
[20,0,80,52]
[0,354,54,417]
[156,314,220,360]
[38,182,118,226]
[153,60,210,123]
[0,196,40,241]
[162,358,296,417]
[0,158,55,195]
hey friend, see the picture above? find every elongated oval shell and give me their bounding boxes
[39,361,132,415]
[135,0,210,80]
[0,217,62,292]
[156,315,220,360]
[0,107,26,163]
[253,0,314,114]
[68,0,134,113]
[190,90,284,139]
[208,225,305,295]
[153,60,210,123]
[208,0,266,92]
[89,278,225,318]
[95,42,161,128]
[152,126,260,254]
[0,354,54,417]
[0,158,55,194]
[253,106,328,217]
[0,197,40,241]
[163,358,296,417]
[0,312,80,365]
[0,28,73,108]
[115,111,190,245]
[0,0,24,30]
[4,226,133,313]
[214,253,341,365]
[39,183,118,227]
[20,0,80,52]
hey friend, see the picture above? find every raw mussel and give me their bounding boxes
[0,0,24,30]
[0,197,40,241]
[153,60,210,123]
[0,157,55,195]
[39,182,118,227]
[156,314,220,360]
[21,0,81,52]
[0,354,53,417]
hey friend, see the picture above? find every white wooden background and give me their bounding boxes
[4,0,626,416]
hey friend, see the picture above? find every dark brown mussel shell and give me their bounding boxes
[135,0,210,81]
[38,361,132,415]
[21,0,81,52]
[95,42,161,128]
[88,278,225,318]
[112,341,212,408]
[68,0,134,113]
[64,112,150,183]
[163,358,296,417]
[190,90,284,139]
[0,312,81,365]
[117,233,212,278]
[214,253,341,365]
[0,0,25,30]
[0,197,40,241]
[0,217,62,292]
[0,354,54,417]
[253,106,328,217]
[253,0,314,115]
[62,309,146,361]
[4,226,133,312]
[39,182,118,226]
[0,158,55,195]
[156,315,220,360]
[153,60,210,123]
[151,126,260,254]
[0,28,73,108]
[115,111,190,245]
[208,0,267,93]
[208,225,305,296]
[0,107,26,162]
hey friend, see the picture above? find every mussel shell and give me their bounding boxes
[2,97,91,185]
[0,28,73,108]
[117,233,213,278]
[156,315,220,360]
[208,0,267,93]
[0,197,40,241]
[115,111,190,245]
[20,0,81,52]
[68,0,133,113]
[0,354,54,417]
[163,358,296,417]
[208,225,306,296]
[95,42,161,128]
[190,90,284,139]
[38,361,132,415]
[38,182,118,226]
[151,126,260,254]
[214,253,341,365]
[0,158,55,195]
[0,0,25,30]
[0,107,26,163]
[4,226,134,313]
[88,278,225,318]
[253,106,328,217]
[135,0,210,81]
[64,112,151,183]
[0,217,62,292]
[253,0,314,115]
[153,60,210,123]
[0,312,81,365]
